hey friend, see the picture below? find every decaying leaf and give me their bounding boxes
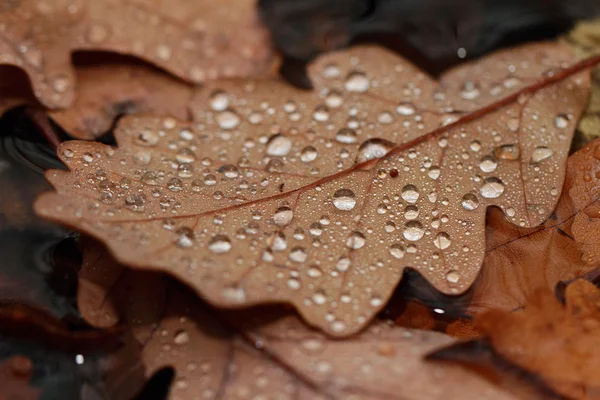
[0,0,274,109]
[0,356,40,400]
[78,241,516,400]
[36,42,593,336]
[430,279,600,400]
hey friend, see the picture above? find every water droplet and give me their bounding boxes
[530,147,553,163]
[346,231,366,249]
[313,291,327,305]
[268,232,287,251]
[273,206,294,227]
[222,287,246,302]
[554,113,571,129]
[176,148,196,164]
[479,156,498,173]
[396,102,416,116]
[401,184,419,203]
[301,146,318,163]
[209,90,229,111]
[389,244,405,259]
[325,90,343,108]
[404,205,419,220]
[174,330,190,345]
[403,221,424,241]
[312,105,329,122]
[356,139,395,163]
[335,128,357,144]
[344,71,370,92]
[219,164,239,179]
[287,278,301,290]
[208,235,232,253]
[469,141,481,152]
[309,222,323,236]
[461,193,480,210]
[176,227,195,248]
[480,178,505,198]
[433,232,451,250]
[266,134,292,156]
[494,144,520,160]
[289,247,308,263]
[427,167,440,180]
[124,193,146,212]
[460,81,480,99]
[167,178,183,192]
[445,270,460,284]
[216,109,240,130]
[333,189,356,211]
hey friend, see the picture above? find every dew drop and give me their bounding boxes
[209,90,229,111]
[219,164,239,179]
[461,193,480,210]
[356,139,395,163]
[479,156,498,173]
[403,221,424,241]
[176,148,196,164]
[493,144,520,160]
[301,146,318,163]
[480,178,505,198]
[216,110,240,130]
[460,81,480,99]
[167,178,183,192]
[396,102,416,116]
[173,330,190,345]
[335,128,358,144]
[389,244,405,259]
[554,113,571,129]
[433,232,451,250]
[401,184,419,203]
[333,189,357,211]
[273,206,294,227]
[208,235,232,253]
[530,147,553,163]
[346,231,366,249]
[176,227,195,248]
[344,72,370,92]
[266,134,292,156]
[403,205,419,220]
[445,270,460,284]
[325,90,343,108]
[469,141,481,152]
[427,167,440,180]
[336,257,351,272]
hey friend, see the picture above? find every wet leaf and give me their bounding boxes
[0,0,274,109]
[36,42,593,336]
[430,279,600,399]
[77,241,516,400]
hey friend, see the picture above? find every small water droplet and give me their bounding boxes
[208,235,232,253]
[209,90,229,111]
[273,206,294,227]
[289,247,308,263]
[427,167,440,180]
[479,156,498,173]
[216,109,240,130]
[176,148,196,164]
[389,244,405,259]
[396,102,416,116]
[554,113,571,129]
[301,146,318,163]
[480,178,505,198]
[336,257,351,271]
[445,270,460,284]
[333,189,357,211]
[403,205,419,220]
[176,227,195,248]
[356,139,395,163]
[344,71,370,92]
[494,144,520,160]
[460,81,480,99]
[335,128,357,144]
[174,330,190,345]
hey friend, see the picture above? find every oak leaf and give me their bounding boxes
[77,241,516,400]
[429,279,600,400]
[36,42,593,336]
[0,0,274,109]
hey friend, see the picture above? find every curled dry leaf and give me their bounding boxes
[0,0,273,109]
[36,42,593,336]
[430,279,600,400]
[78,241,515,400]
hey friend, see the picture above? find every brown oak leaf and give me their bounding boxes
[36,42,593,336]
[429,279,600,400]
[78,241,516,400]
[0,0,274,109]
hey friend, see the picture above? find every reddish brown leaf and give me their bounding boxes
[36,43,593,336]
[431,279,600,400]
[0,356,39,400]
[78,241,516,400]
[0,0,274,109]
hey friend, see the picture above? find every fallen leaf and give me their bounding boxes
[36,42,593,336]
[77,240,516,400]
[0,0,274,109]
[430,279,600,400]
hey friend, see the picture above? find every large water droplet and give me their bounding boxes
[356,139,395,163]
[273,206,294,227]
[480,178,505,198]
[216,110,240,130]
[401,185,419,203]
[208,235,232,253]
[461,193,480,210]
[266,134,292,157]
[433,232,451,250]
[344,72,370,92]
[530,147,553,163]
[346,231,366,249]
[335,128,357,144]
[176,148,196,164]
[333,189,357,211]
[301,146,318,163]
[554,113,571,129]
[494,144,520,160]
[289,247,308,263]
[403,221,424,241]
[209,90,229,111]
[479,156,498,173]
[389,244,405,259]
